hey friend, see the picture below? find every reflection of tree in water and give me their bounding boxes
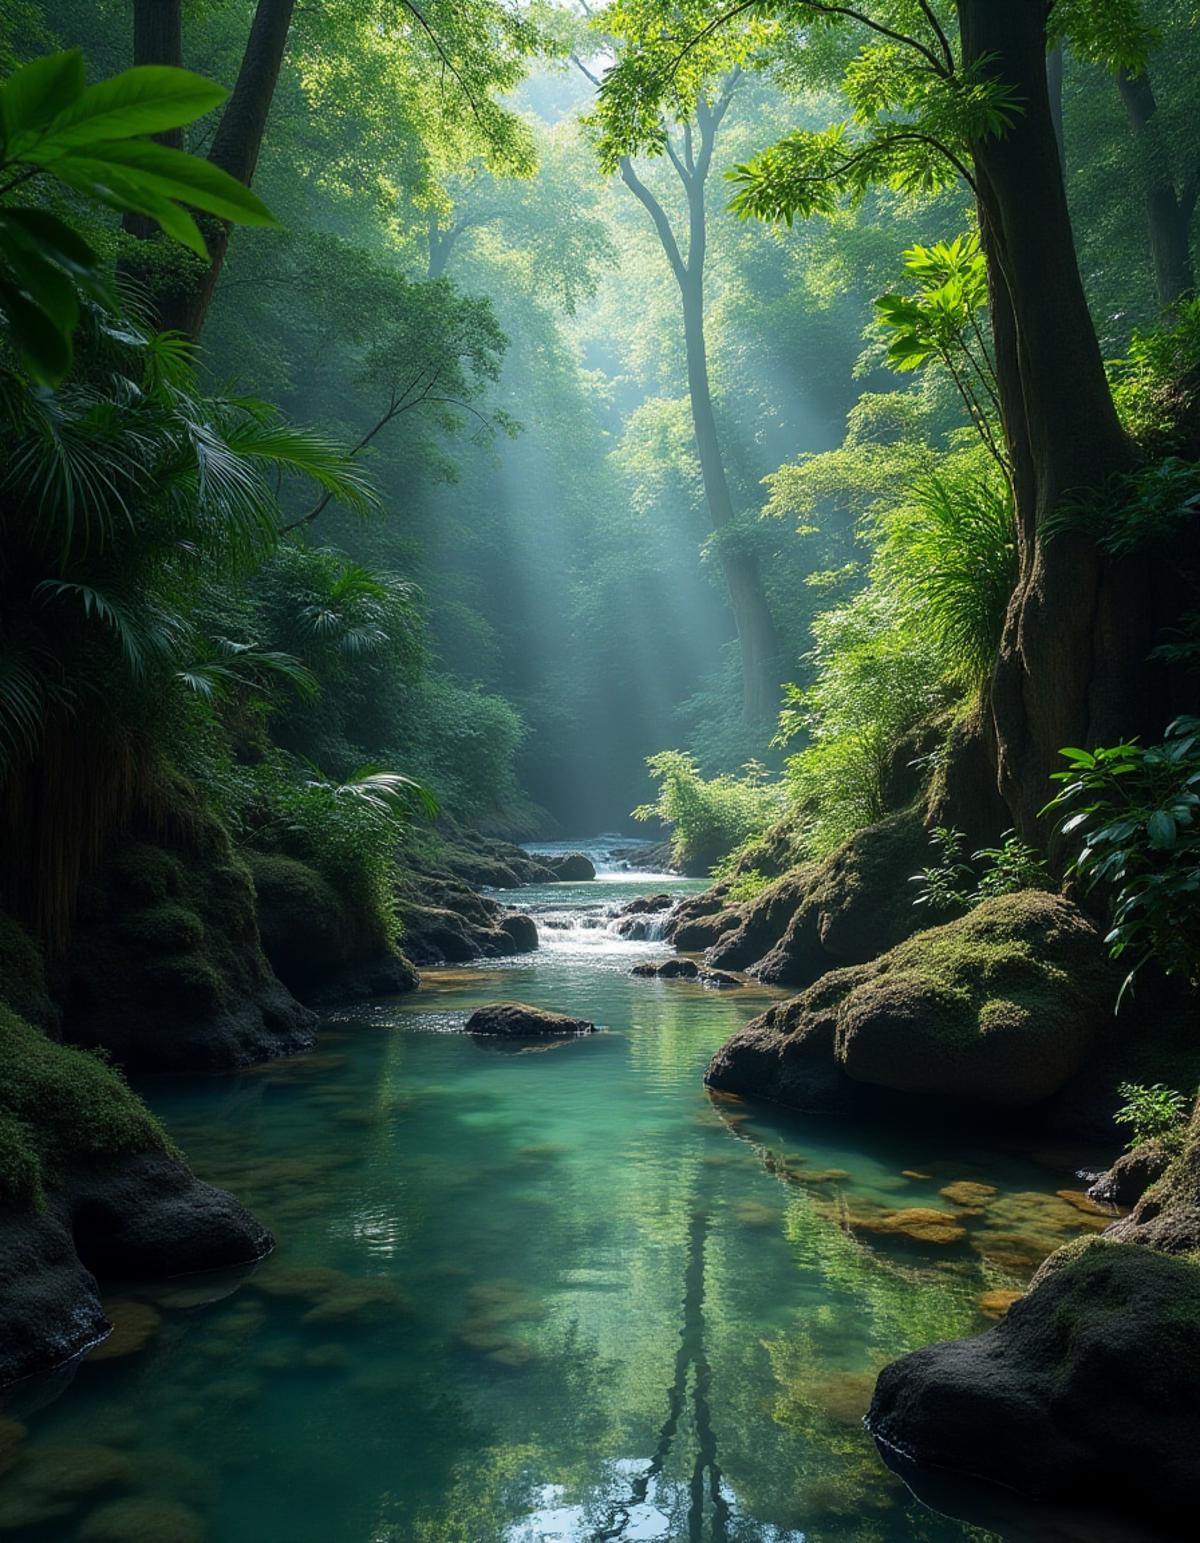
[592,1186,730,1542]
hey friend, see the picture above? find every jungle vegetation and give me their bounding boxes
[0,0,1197,985]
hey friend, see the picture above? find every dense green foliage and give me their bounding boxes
[1046,719,1200,1002]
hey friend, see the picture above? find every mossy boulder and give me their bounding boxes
[749,812,932,986]
[1106,1105,1200,1253]
[707,892,1112,1113]
[465,1002,594,1037]
[664,812,930,983]
[246,851,418,1004]
[54,816,315,1073]
[868,1236,1200,1520]
[0,913,58,1034]
[534,852,596,881]
[394,852,539,967]
[0,1006,270,1386]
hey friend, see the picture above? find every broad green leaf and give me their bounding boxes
[10,66,228,160]
[0,275,71,383]
[49,140,278,227]
[1147,810,1177,850]
[0,207,96,275]
[0,232,78,332]
[48,160,208,255]
[0,49,85,150]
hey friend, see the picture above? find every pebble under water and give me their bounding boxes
[0,854,1130,1542]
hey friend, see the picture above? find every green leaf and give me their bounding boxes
[0,231,78,332]
[49,161,208,255]
[1147,810,1177,849]
[0,207,96,275]
[10,66,228,160]
[48,140,278,228]
[0,275,71,383]
[0,49,85,151]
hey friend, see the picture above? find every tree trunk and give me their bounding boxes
[1046,43,1066,176]
[1116,67,1196,308]
[121,1,183,247]
[957,0,1156,841]
[157,0,296,338]
[679,274,780,723]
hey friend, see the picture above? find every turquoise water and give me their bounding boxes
[1,864,1124,1542]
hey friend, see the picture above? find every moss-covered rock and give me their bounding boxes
[246,851,418,1003]
[465,1002,594,1037]
[867,1236,1200,1520]
[393,847,539,966]
[1106,1105,1200,1253]
[0,1006,271,1386]
[54,816,315,1073]
[707,892,1112,1112]
[750,812,932,986]
[0,913,58,1034]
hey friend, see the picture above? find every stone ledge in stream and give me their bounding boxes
[630,959,742,988]
[465,1003,595,1037]
[529,852,596,881]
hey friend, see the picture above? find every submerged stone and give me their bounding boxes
[939,1181,998,1209]
[77,1496,207,1543]
[87,1300,162,1362]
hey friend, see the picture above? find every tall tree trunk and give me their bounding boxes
[957,0,1155,840]
[121,1,183,248]
[1046,42,1066,176]
[156,0,296,338]
[679,271,779,722]
[1116,67,1197,308]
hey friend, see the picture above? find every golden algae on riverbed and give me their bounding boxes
[77,1496,207,1543]
[88,1299,162,1362]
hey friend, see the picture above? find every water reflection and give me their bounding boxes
[0,867,1128,1542]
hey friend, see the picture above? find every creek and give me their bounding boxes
[1,842,1121,1542]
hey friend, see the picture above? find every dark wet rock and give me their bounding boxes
[661,811,930,987]
[630,958,700,979]
[1087,1140,1173,1208]
[1106,1113,1200,1254]
[65,1151,271,1279]
[611,839,681,874]
[619,892,673,916]
[0,1005,272,1387]
[703,870,814,971]
[699,969,741,989]
[868,1236,1200,1520]
[498,912,539,952]
[533,852,597,881]
[465,1002,595,1038]
[0,1212,108,1387]
[247,851,419,1006]
[707,892,1112,1113]
[395,848,539,966]
[54,817,315,1073]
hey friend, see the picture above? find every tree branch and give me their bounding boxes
[619,157,687,287]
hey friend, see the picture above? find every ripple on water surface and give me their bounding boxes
[0,861,1133,1542]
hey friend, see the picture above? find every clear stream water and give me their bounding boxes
[0,843,1138,1542]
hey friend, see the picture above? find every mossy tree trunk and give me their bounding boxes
[955,1,1171,843]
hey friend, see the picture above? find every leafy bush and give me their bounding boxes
[777,586,945,856]
[633,751,783,872]
[912,826,1050,912]
[242,758,436,953]
[722,867,773,904]
[1114,1081,1191,1152]
[1044,717,1200,1004]
[1111,298,1200,449]
[876,470,1017,685]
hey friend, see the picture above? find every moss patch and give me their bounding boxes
[0,1004,171,1213]
[0,912,57,1032]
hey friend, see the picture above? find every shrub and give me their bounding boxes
[1114,1081,1191,1152]
[778,586,946,856]
[633,751,784,872]
[1044,717,1200,1005]
[876,470,1017,685]
[912,827,1051,912]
